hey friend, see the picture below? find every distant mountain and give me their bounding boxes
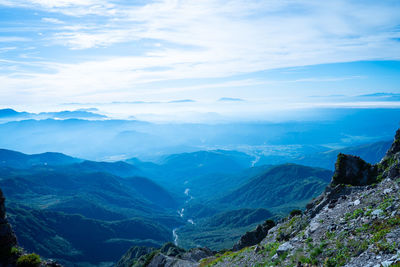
[0,108,30,118]
[294,140,391,170]
[0,148,81,169]
[159,150,253,176]
[70,160,140,177]
[219,164,333,211]
[38,110,107,120]
[0,108,107,121]
[125,150,255,195]
[0,108,400,160]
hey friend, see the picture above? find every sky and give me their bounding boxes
[0,0,400,121]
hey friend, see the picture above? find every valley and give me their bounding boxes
[0,130,391,266]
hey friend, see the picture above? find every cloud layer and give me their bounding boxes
[0,0,400,116]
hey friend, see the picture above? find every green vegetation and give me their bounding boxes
[16,253,41,267]
[220,164,332,210]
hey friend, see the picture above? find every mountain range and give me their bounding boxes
[0,130,395,266]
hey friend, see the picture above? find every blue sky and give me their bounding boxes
[0,0,400,121]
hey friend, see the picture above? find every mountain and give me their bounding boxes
[157,150,253,178]
[219,164,333,212]
[1,107,399,160]
[69,160,140,177]
[134,128,400,267]
[125,150,255,196]
[7,204,170,266]
[121,177,178,209]
[0,159,182,266]
[0,167,178,218]
[172,164,331,250]
[0,149,81,169]
[180,164,274,201]
[0,108,30,118]
[293,140,392,170]
[0,108,107,121]
[38,110,107,120]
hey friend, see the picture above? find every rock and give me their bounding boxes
[370,209,383,217]
[116,246,155,267]
[232,219,275,251]
[276,242,293,256]
[147,252,198,267]
[308,221,320,233]
[160,242,185,257]
[383,129,400,158]
[353,199,361,205]
[332,154,377,186]
[383,188,393,194]
[181,247,214,262]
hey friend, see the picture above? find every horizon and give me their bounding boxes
[1,1,400,122]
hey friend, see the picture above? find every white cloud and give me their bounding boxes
[42,17,64,24]
[0,37,30,42]
[0,0,400,111]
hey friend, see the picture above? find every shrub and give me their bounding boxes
[16,253,41,267]
[290,209,302,217]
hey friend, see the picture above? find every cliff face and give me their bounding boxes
[128,129,400,267]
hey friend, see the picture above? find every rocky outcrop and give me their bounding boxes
[118,242,215,267]
[115,246,155,267]
[232,219,275,251]
[379,128,400,179]
[332,153,377,186]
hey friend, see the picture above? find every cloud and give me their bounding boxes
[42,17,64,24]
[168,99,196,103]
[218,97,245,102]
[0,37,30,42]
[0,0,400,111]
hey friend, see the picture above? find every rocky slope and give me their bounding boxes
[127,129,400,266]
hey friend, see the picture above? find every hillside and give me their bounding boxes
[7,204,171,266]
[219,164,333,212]
[129,129,400,266]
[0,162,181,266]
[0,149,81,169]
